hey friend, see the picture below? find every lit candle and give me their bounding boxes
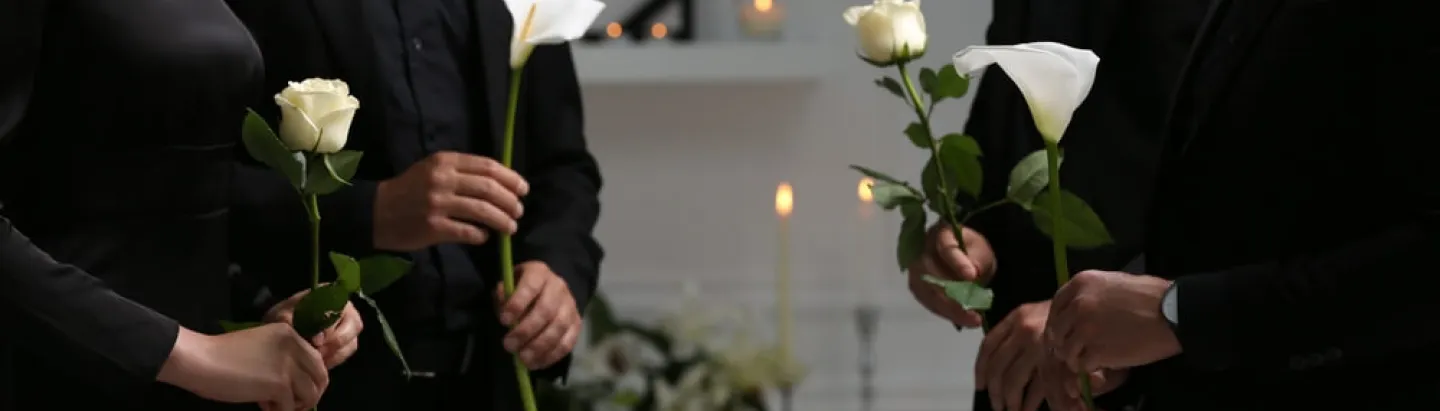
[856,178,877,304]
[775,182,795,366]
[738,0,785,39]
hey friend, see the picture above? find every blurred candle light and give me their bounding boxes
[650,22,669,39]
[856,178,876,304]
[605,22,623,39]
[774,182,794,369]
[738,0,785,40]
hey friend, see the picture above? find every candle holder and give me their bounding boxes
[735,0,786,41]
[854,304,881,411]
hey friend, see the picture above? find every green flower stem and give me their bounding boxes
[1044,143,1095,410]
[895,62,966,254]
[301,193,321,411]
[500,68,539,411]
[960,199,1010,225]
[303,194,321,289]
[897,62,988,334]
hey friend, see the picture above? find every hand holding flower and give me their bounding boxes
[264,286,364,369]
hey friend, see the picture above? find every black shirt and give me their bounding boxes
[363,0,492,333]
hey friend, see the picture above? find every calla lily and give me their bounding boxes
[503,0,606,69]
[953,42,1099,143]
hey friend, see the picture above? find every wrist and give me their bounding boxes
[156,327,212,386]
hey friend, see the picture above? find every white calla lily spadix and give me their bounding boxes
[953,42,1099,143]
[504,0,605,69]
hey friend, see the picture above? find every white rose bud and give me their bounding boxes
[843,0,927,65]
[273,78,360,154]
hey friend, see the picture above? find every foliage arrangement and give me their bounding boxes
[537,294,804,411]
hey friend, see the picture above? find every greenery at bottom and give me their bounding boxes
[539,294,802,411]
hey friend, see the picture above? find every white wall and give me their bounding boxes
[582,1,993,410]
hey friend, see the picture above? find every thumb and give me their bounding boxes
[933,228,978,281]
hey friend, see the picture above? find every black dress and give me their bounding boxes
[0,0,261,408]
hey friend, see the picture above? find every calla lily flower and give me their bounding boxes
[953,42,1099,143]
[503,0,606,68]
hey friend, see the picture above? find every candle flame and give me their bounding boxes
[775,182,794,217]
[754,0,773,12]
[857,177,875,203]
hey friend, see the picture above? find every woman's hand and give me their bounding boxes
[157,324,328,410]
[265,286,364,368]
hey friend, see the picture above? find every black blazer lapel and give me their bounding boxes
[473,0,513,159]
[1172,0,1284,158]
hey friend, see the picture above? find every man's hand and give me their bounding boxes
[158,325,328,411]
[265,287,363,369]
[374,151,530,252]
[976,300,1050,411]
[1046,270,1180,372]
[495,261,581,370]
[908,223,996,327]
[1036,359,1128,411]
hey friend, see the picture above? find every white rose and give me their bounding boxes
[273,78,360,154]
[843,0,927,65]
[952,42,1099,143]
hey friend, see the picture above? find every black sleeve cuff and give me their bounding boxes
[1171,273,1238,371]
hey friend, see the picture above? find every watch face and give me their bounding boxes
[1161,283,1179,324]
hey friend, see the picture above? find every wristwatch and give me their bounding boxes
[1160,281,1180,328]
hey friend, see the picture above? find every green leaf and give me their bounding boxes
[849,165,908,186]
[934,64,970,100]
[1030,189,1114,249]
[1007,149,1063,210]
[938,133,982,156]
[904,122,931,148]
[874,77,906,100]
[328,150,364,181]
[302,153,354,195]
[356,291,413,378]
[897,202,928,271]
[242,109,306,188]
[290,283,351,339]
[921,134,984,213]
[871,181,922,210]
[611,391,643,407]
[585,294,621,345]
[219,320,262,332]
[358,254,414,294]
[921,275,993,310]
[918,67,938,96]
[328,252,362,293]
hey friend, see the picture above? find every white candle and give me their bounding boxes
[738,0,785,39]
[856,178,877,305]
[775,182,795,366]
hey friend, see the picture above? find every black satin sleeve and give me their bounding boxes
[0,0,180,382]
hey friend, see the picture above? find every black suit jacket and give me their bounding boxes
[225,0,602,382]
[1136,0,1440,409]
[0,0,179,399]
